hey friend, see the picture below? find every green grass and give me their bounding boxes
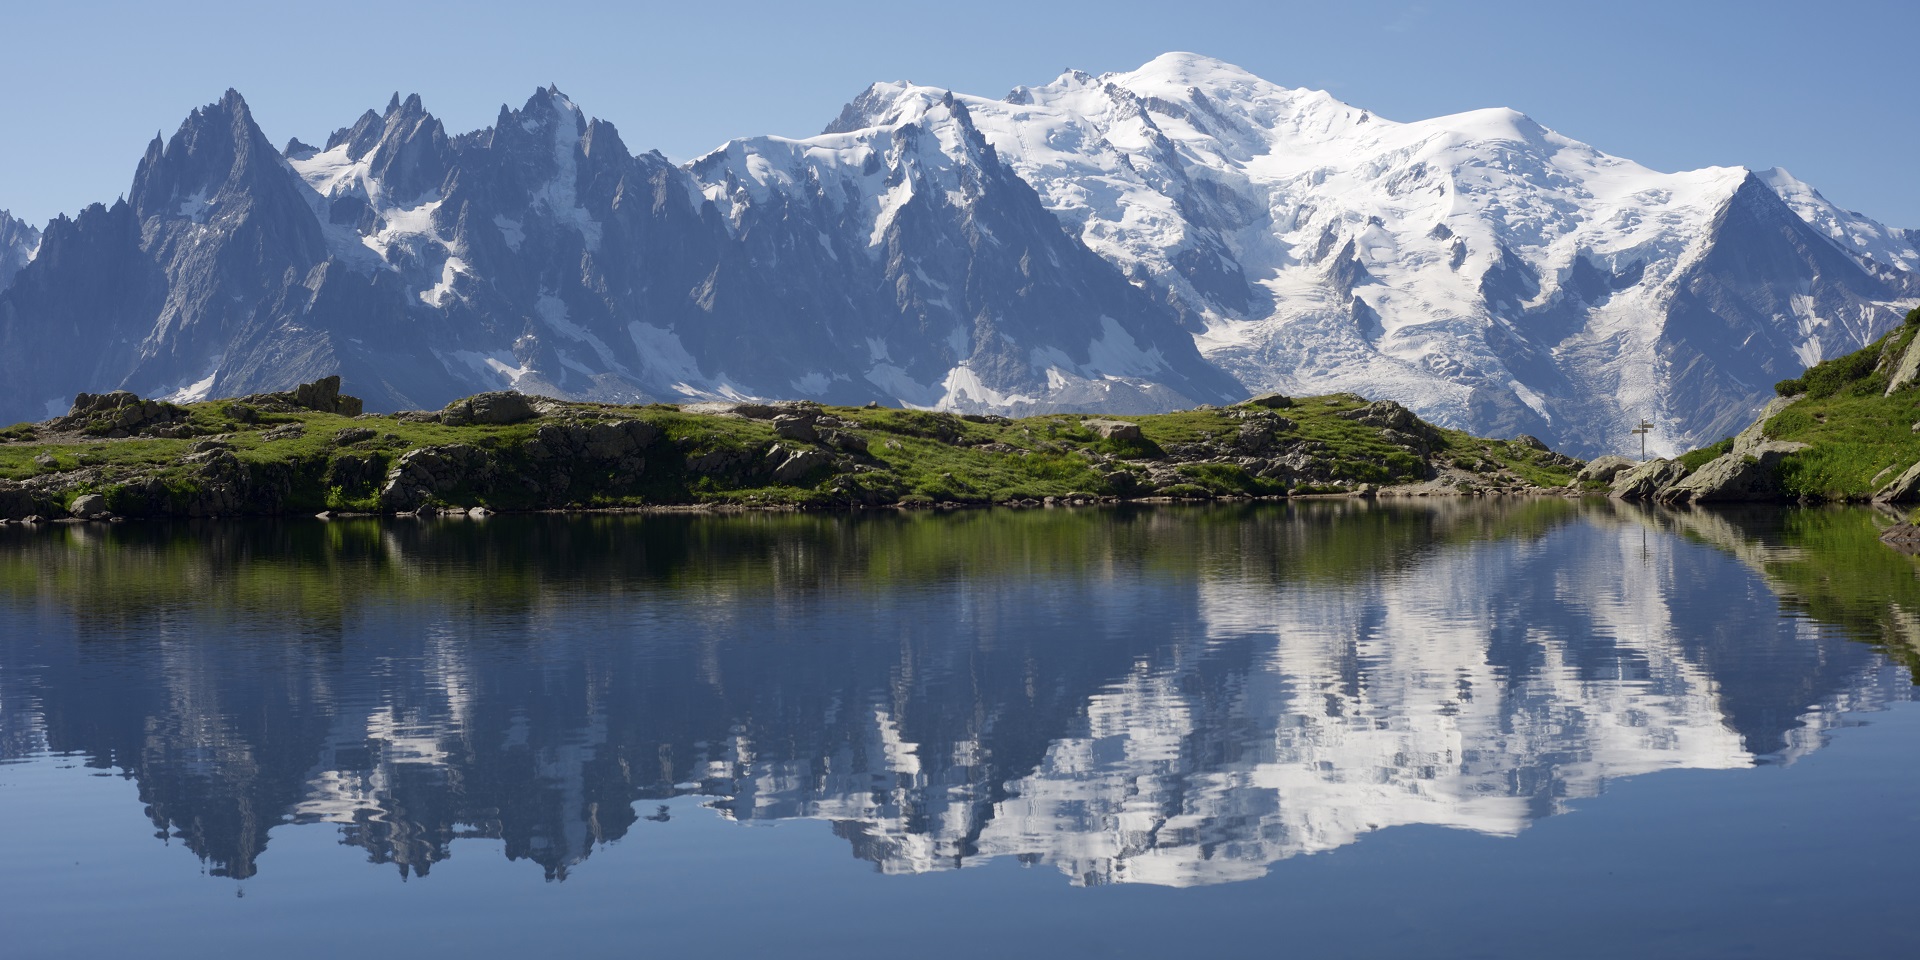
[1768,389,1920,499]
[0,391,1587,516]
[1677,437,1735,472]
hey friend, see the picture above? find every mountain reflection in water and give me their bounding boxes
[0,501,1913,888]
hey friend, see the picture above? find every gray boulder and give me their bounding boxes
[1084,419,1142,441]
[442,391,538,427]
[1575,455,1637,486]
[1610,459,1688,501]
[0,487,45,520]
[1243,393,1294,409]
[69,493,111,519]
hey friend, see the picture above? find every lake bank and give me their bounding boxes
[0,378,1583,521]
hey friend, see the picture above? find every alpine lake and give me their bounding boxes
[1,500,1916,958]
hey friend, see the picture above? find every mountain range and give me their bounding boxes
[2,54,1914,456]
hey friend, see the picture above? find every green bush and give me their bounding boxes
[1799,349,1882,399]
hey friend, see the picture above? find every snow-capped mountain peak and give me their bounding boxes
[1756,165,1920,275]
[933,54,1918,453]
[0,55,1912,453]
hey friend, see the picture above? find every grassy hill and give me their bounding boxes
[0,383,1583,520]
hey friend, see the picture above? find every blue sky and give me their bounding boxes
[4,0,1915,228]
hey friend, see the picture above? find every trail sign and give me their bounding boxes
[1630,419,1654,458]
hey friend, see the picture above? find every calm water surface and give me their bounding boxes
[0,501,1916,958]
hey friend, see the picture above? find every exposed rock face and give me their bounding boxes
[239,376,365,416]
[1340,400,1430,436]
[530,420,657,461]
[1887,330,1920,395]
[1873,461,1920,503]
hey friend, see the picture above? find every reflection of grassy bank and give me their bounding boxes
[13,502,1915,682]
[1627,505,1920,677]
[0,501,1584,626]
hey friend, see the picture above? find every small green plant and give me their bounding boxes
[1677,437,1734,472]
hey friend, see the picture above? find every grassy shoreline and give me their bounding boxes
[0,383,1585,522]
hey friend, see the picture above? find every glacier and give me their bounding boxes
[0,55,1913,456]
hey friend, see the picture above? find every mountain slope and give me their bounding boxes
[687,87,1239,411]
[0,211,37,293]
[0,85,1234,425]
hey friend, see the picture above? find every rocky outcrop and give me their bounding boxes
[1873,460,1920,503]
[49,392,192,438]
[1660,449,1796,503]
[289,376,363,416]
[1657,397,1806,504]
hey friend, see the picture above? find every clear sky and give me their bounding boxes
[3,0,1915,229]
